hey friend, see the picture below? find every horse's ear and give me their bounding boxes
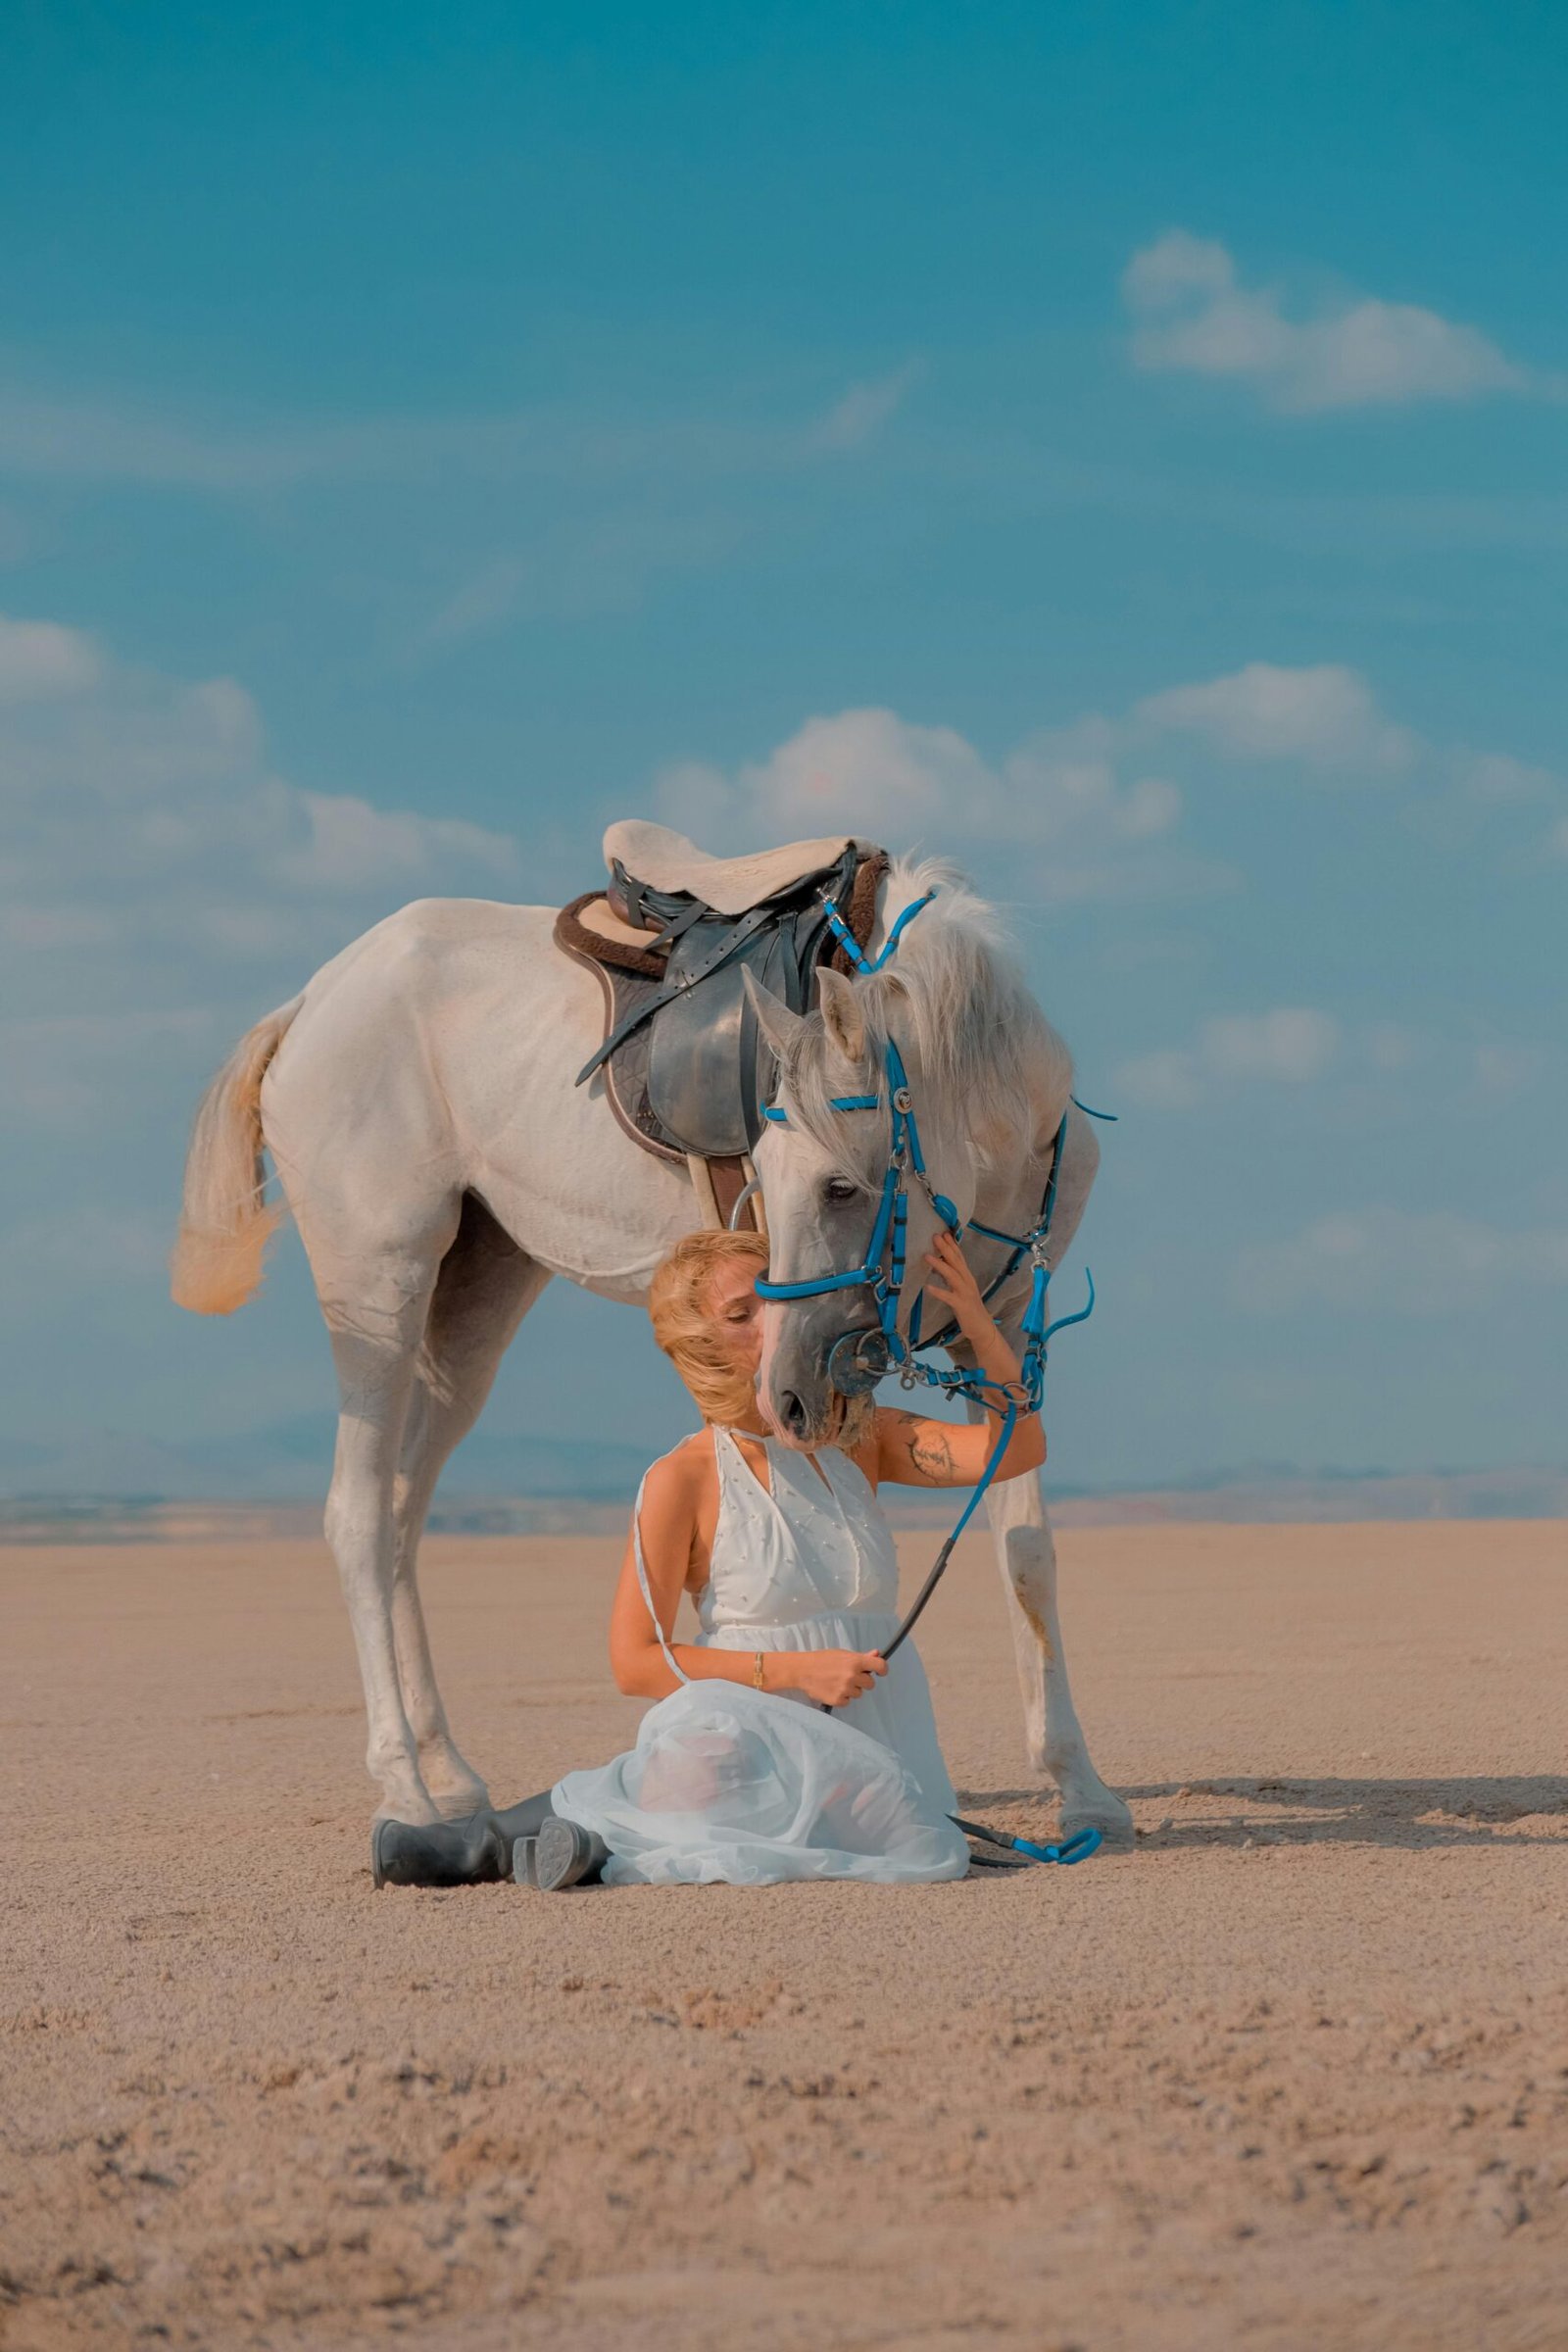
[743,967,806,1063]
[816,966,866,1066]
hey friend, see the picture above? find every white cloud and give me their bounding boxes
[278,791,513,889]
[1138,662,1415,772]
[1473,750,1568,864]
[1117,1008,1340,1108]
[0,1007,218,1128]
[1138,660,1565,853]
[1360,1021,1422,1074]
[0,613,102,703]
[416,502,755,648]
[656,706,1236,904]
[0,393,638,493]
[0,615,518,1126]
[808,363,922,453]
[0,372,927,498]
[1124,230,1237,311]
[424,557,533,646]
[661,660,1542,894]
[1472,1040,1549,1097]
[1123,230,1537,414]
[0,1204,172,1294]
[1462,751,1559,805]
[1117,1011,1553,1114]
[2,618,513,910]
[1107,1048,1203,1111]
[0,903,119,951]
[670,708,989,836]
[1234,1208,1568,1315]
[1203,1009,1340,1082]
[1429,746,1568,864]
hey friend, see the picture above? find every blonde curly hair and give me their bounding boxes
[649,1228,770,1425]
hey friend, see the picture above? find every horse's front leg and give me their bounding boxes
[976,1425,1134,1846]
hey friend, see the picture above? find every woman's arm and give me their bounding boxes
[871,1231,1047,1491]
[608,1449,887,1706]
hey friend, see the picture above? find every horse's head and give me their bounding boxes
[745,957,978,1448]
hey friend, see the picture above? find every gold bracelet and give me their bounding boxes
[753,1650,766,1690]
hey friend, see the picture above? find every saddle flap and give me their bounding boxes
[646,927,795,1158]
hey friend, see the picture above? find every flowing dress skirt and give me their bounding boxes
[553,1608,968,1886]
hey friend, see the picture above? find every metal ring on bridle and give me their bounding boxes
[825,1326,892,1396]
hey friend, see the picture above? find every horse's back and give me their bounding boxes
[260,898,574,1171]
[302,895,552,990]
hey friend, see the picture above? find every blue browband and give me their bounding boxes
[751,887,1100,1666]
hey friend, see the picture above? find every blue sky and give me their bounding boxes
[2,1,1564,1495]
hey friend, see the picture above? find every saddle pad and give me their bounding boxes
[602,820,872,918]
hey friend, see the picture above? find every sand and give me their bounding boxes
[3,1519,1565,2351]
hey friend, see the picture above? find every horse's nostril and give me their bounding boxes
[780,1390,809,1437]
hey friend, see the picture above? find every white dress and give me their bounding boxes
[552,1426,969,1886]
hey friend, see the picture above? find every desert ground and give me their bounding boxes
[3,1517,1565,2351]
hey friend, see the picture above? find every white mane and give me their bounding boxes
[782,853,1074,1188]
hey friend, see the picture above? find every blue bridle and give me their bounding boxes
[752,887,1102,1661]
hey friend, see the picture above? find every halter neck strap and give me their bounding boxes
[630,1469,689,1686]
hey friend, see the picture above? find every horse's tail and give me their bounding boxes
[170,995,304,1315]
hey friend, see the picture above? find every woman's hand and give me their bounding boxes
[775,1648,888,1708]
[921,1228,995,1349]
[873,1226,1048,1490]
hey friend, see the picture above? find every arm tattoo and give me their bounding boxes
[907,1425,956,1483]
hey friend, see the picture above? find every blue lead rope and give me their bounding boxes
[951,1819,1103,1867]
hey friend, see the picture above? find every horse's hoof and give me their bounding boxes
[1060,1798,1136,1854]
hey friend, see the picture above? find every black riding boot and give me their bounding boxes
[371,1788,559,1889]
[529,1817,611,1891]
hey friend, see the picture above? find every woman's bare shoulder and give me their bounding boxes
[641,1432,715,1509]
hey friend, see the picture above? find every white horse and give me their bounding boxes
[172,842,1132,1844]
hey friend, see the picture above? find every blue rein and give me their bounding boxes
[753,887,1099,1664]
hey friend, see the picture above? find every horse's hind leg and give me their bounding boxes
[312,1220,459,1826]
[390,1195,553,1817]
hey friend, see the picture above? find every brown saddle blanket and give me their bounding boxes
[554,842,886,1216]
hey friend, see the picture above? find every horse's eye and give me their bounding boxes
[822,1177,858,1207]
